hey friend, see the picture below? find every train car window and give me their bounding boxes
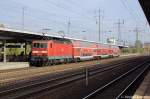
[33,43,39,48]
[41,44,44,48]
[80,41,92,47]
[33,43,47,48]
[77,48,80,52]
[93,49,97,52]
[41,43,47,48]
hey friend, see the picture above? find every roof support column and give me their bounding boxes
[3,40,6,63]
[25,42,28,62]
[25,42,27,56]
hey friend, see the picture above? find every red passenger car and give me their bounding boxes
[71,40,97,61]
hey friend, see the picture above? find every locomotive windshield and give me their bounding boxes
[33,43,47,48]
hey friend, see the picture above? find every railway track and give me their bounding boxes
[0,56,148,99]
[0,57,114,73]
[83,58,150,99]
[0,56,137,84]
[0,55,128,74]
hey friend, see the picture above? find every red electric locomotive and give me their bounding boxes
[30,39,73,66]
[30,38,120,66]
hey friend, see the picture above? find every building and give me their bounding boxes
[143,43,150,54]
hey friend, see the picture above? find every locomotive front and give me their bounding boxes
[30,40,48,66]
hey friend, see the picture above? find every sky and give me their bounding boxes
[0,0,149,45]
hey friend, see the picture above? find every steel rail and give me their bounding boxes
[0,57,146,99]
[0,57,137,84]
[82,59,150,99]
[116,64,150,99]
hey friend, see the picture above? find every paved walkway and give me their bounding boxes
[0,62,29,70]
[132,71,150,99]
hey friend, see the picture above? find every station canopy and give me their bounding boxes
[0,27,65,42]
[139,0,150,24]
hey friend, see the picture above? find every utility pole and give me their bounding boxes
[98,9,101,42]
[133,27,141,43]
[135,27,139,53]
[67,17,71,35]
[116,19,124,44]
[133,27,144,53]
[135,27,139,41]
[95,9,102,42]
[22,7,25,30]
[136,32,139,52]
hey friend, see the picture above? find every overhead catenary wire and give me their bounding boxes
[3,0,97,34]
[1,0,148,43]
[120,0,138,24]
[61,0,94,18]
[0,4,95,34]
[2,0,99,35]
[44,0,95,21]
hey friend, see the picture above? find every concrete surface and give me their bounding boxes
[0,62,29,70]
[132,71,150,99]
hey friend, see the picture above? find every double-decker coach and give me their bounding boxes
[71,40,97,61]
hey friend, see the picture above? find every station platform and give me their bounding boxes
[120,53,140,57]
[0,62,29,70]
[133,71,150,99]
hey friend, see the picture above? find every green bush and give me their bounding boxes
[121,47,144,54]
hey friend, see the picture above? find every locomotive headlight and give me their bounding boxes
[32,51,39,53]
[32,51,47,53]
[41,51,47,53]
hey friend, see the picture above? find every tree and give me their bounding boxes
[135,40,143,53]
[135,40,142,48]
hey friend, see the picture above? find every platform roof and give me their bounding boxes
[0,27,42,41]
[139,0,150,24]
[0,27,65,42]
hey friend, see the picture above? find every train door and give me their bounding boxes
[48,41,53,58]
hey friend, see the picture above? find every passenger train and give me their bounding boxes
[30,37,120,66]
